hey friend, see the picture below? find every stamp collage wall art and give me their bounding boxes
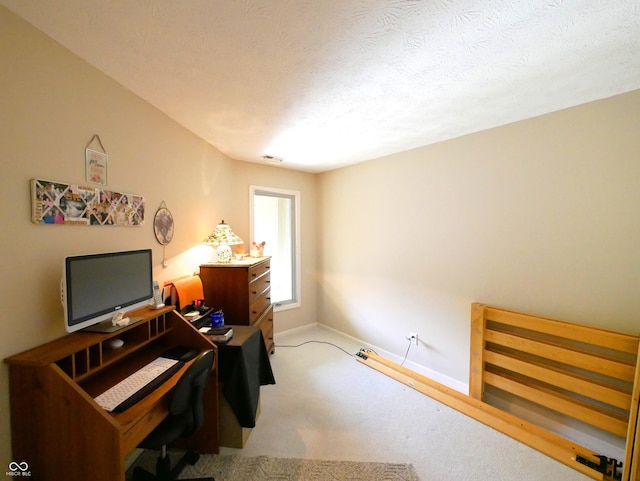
[31,179,144,226]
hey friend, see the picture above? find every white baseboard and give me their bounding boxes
[274,322,321,339]
[275,322,469,395]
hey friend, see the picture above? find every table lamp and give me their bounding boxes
[203,220,243,263]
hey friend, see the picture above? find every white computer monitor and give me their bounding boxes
[61,248,153,333]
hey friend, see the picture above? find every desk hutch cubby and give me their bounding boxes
[5,305,219,481]
[200,256,274,354]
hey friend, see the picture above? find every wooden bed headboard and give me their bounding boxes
[470,303,640,481]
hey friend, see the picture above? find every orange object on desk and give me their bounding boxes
[167,275,205,308]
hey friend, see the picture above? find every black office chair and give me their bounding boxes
[133,349,216,481]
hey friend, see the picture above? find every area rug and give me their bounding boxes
[130,452,420,481]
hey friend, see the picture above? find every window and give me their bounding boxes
[249,186,300,310]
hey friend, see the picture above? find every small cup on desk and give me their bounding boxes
[210,310,224,328]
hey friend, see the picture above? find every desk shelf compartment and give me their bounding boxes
[54,308,174,382]
[55,344,102,380]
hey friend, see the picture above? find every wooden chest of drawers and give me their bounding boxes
[200,257,274,353]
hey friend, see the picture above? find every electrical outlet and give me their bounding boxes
[407,333,418,345]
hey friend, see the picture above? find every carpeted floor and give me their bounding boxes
[130,325,591,481]
[131,452,419,481]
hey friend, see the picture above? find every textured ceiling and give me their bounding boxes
[2,1,639,172]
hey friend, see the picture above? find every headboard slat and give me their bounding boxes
[484,350,632,410]
[485,329,637,382]
[484,371,629,437]
[484,306,639,354]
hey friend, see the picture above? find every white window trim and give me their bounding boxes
[249,185,301,312]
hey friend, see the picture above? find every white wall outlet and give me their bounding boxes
[407,333,418,345]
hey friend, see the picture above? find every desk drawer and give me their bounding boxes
[249,261,270,282]
[249,290,271,325]
[249,274,270,304]
[121,401,169,455]
[255,306,274,354]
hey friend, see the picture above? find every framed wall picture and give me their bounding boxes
[85,148,108,186]
[154,203,174,245]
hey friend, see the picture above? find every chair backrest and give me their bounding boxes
[167,275,205,310]
[169,349,215,437]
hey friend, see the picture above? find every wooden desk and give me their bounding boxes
[5,306,219,481]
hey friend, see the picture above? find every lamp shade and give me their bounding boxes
[203,220,243,263]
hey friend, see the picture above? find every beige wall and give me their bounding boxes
[0,7,317,465]
[318,89,640,385]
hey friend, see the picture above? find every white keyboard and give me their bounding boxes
[94,357,181,412]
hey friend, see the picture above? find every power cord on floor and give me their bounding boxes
[275,340,358,357]
[275,339,413,365]
[400,339,412,366]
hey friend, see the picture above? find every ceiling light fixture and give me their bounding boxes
[261,155,284,165]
